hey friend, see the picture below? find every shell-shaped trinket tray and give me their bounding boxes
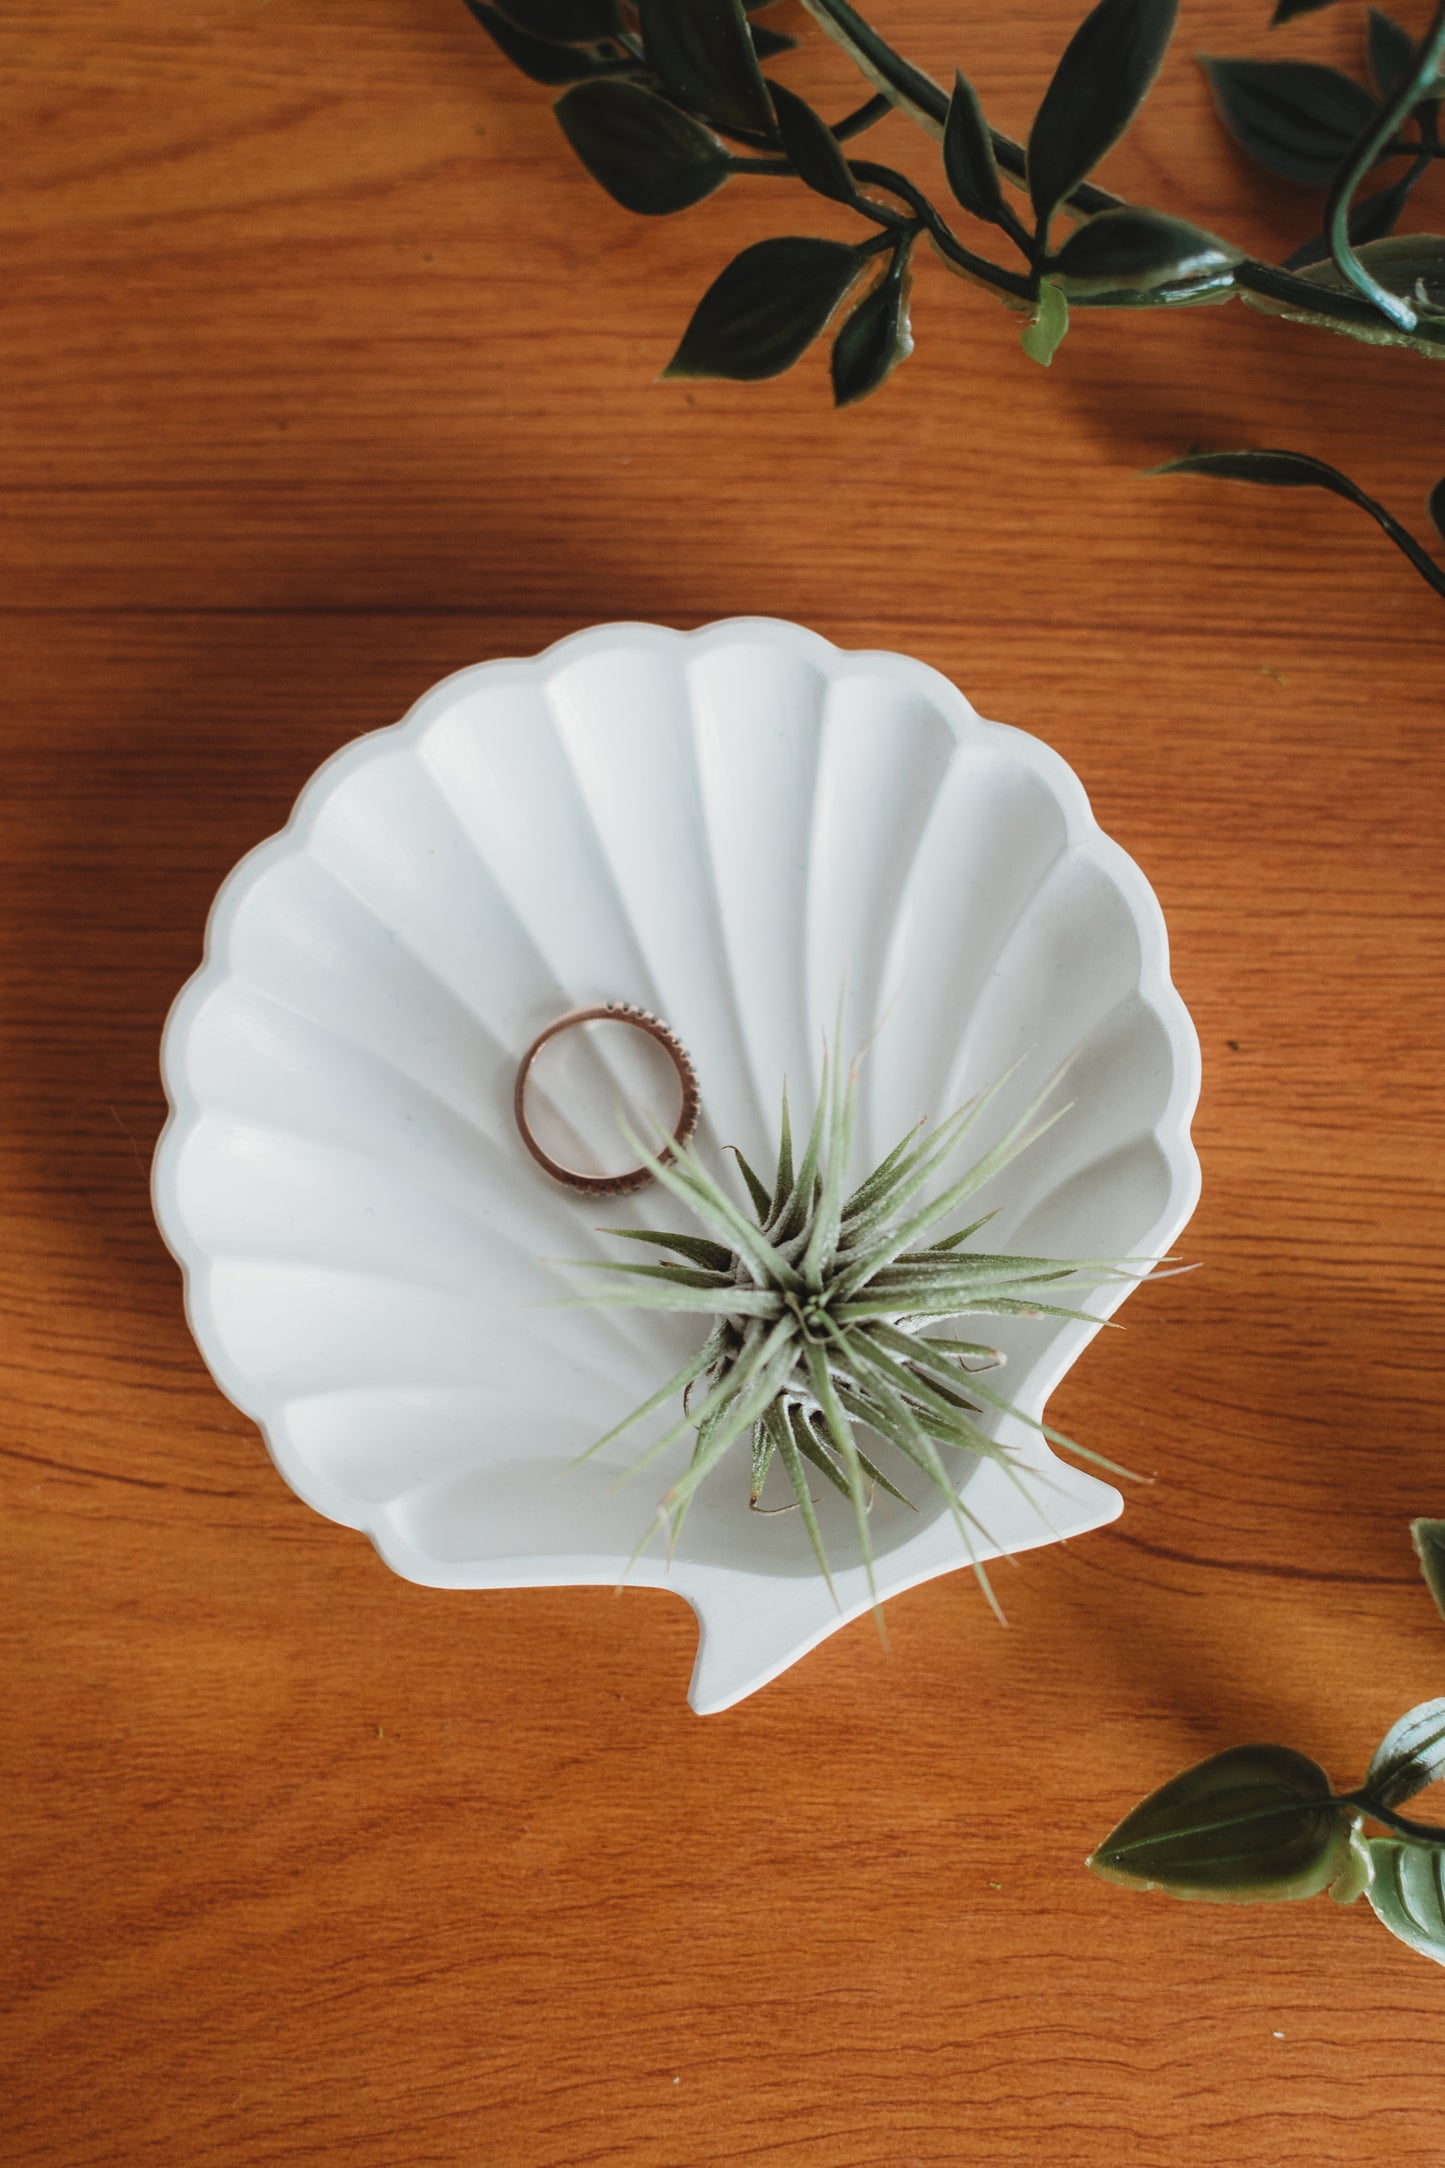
[154,620,1201,1712]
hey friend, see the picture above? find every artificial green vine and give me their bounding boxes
[1091,1521,1445,1971]
[467,0,1445,589]
[465,0,1445,367]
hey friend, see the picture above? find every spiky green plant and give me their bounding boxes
[574,1051,1142,1607]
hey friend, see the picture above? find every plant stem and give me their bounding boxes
[726,151,1033,295]
[848,160,1034,297]
[1344,1791,1445,1842]
[833,92,891,142]
[724,153,914,230]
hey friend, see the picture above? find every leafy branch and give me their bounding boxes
[1090,1521,1445,1971]
[465,0,1445,398]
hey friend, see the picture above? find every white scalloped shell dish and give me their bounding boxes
[154,619,1201,1713]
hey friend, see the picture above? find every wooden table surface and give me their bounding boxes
[6,3,1445,2162]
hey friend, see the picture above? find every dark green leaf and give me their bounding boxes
[1365,1836,1445,1965]
[1050,205,1238,293]
[1368,9,1421,102]
[1155,447,1445,597]
[1020,280,1069,365]
[1366,1699,1445,1810]
[463,0,626,81]
[943,69,1005,224]
[1154,446,1381,498]
[749,23,796,60]
[664,236,864,381]
[1199,56,1382,185]
[769,80,857,204]
[1272,0,1343,21]
[831,247,913,405]
[1028,0,1179,225]
[493,0,619,42]
[1088,1744,1350,1902]
[1163,446,1328,487]
[1414,1518,1445,1622]
[639,0,774,136]
[1429,478,1445,547]
[556,80,729,213]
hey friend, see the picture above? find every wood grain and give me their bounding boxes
[5,4,1445,2163]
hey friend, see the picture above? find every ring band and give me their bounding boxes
[514,1002,701,1197]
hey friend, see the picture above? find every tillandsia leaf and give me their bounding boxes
[840,1089,997,1237]
[556,82,732,214]
[802,1336,881,1599]
[1022,279,1070,364]
[773,1051,832,1240]
[572,1278,783,1317]
[768,79,859,204]
[493,0,620,42]
[1153,448,1445,598]
[1412,1518,1445,1621]
[1365,1699,1445,1810]
[1364,1836,1445,1965]
[1368,8,1424,102]
[800,1041,855,1286]
[604,1227,735,1272]
[616,1111,803,1287]
[663,236,867,381]
[793,1390,914,1508]
[657,1331,800,1514]
[1088,1745,1352,1901]
[577,1327,727,1462]
[774,1408,836,1590]
[769,1083,795,1224]
[749,1402,779,1503]
[1271,0,1344,22]
[1198,56,1384,186]
[590,1258,733,1290]
[633,1317,790,1489]
[638,0,775,138]
[943,68,1006,225]
[830,245,915,404]
[1049,207,1240,295]
[463,0,631,82]
[728,1146,774,1220]
[838,1087,1069,1294]
[1027,0,1180,230]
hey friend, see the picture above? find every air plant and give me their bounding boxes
[572,1049,1146,1610]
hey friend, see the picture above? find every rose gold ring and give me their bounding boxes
[514,1002,701,1197]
